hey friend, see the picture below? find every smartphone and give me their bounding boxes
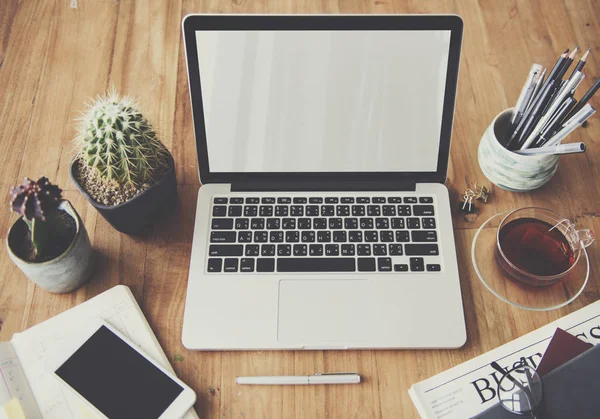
[52,319,196,419]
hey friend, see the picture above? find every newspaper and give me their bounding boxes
[409,300,600,419]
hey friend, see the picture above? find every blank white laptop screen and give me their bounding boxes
[195,30,451,173]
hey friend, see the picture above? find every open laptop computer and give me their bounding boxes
[181,14,466,350]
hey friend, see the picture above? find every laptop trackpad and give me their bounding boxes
[277,279,370,344]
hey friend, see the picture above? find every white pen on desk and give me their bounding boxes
[236,373,361,385]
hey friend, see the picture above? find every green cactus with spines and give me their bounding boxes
[76,90,170,188]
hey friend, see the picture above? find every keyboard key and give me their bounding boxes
[325,244,340,256]
[375,218,389,229]
[373,197,386,203]
[245,245,259,256]
[382,205,396,216]
[240,258,255,272]
[278,197,292,204]
[336,205,350,216]
[282,218,296,229]
[257,258,275,272]
[251,218,265,229]
[309,197,323,204]
[419,197,434,203]
[360,218,374,229]
[298,218,312,229]
[396,231,410,242]
[246,198,260,204]
[209,245,243,257]
[389,244,403,255]
[367,205,381,216]
[317,231,331,242]
[306,205,319,216]
[404,197,418,204]
[309,244,323,256]
[228,206,243,217]
[211,231,236,243]
[391,218,405,229]
[329,218,343,229]
[325,197,339,203]
[412,231,438,242]
[267,218,280,229]
[405,244,439,256]
[314,218,327,229]
[410,257,425,272]
[407,218,421,229]
[293,244,307,256]
[333,231,347,242]
[373,244,387,255]
[341,244,355,256]
[244,205,258,217]
[357,257,376,272]
[291,205,304,216]
[230,198,244,204]
[212,206,227,216]
[277,258,355,272]
[214,198,227,204]
[357,197,370,203]
[301,231,316,242]
[261,244,275,256]
[349,231,363,242]
[262,198,276,204]
[357,244,371,256]
[254,231,268,242]
[321,205,335,216]
[235,218,249,229]
[422,218,436,229]
[413,205,435,216]
[427,264,441,272]
[212,218,233,230]
[345,218,358,229]
[378,257,392,272]
[238,232,252,243]
[224,258,238,272]
[388,197,402,203]
[352,205,366,216]
[293,197,307,204]
[277,244,292,256]
[394,264,409,272]
[286,231,300,243]
[270,231,284,242]
[380,231,394,242]
[398,205,412,216]
[341,197,354,203]
[260,206,273,216]
[207,258,222,272]
[365,231,378,242]
[275,205,289,216]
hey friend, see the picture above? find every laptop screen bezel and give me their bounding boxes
[183,14,463,185]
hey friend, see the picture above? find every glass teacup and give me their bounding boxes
[496,207,595,287]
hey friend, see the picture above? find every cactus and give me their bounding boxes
[9,177,69,257]
[75,89,170,188]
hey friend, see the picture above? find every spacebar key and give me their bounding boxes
[277,258,356,272]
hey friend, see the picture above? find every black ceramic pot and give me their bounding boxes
[69,154,178,235]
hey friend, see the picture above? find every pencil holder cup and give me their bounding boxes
[478,108,560,192]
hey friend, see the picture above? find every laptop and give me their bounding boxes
[181,14,466,350]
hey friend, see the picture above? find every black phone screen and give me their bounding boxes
[55,325,184,419]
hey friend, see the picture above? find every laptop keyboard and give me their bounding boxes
[207,195,441,273]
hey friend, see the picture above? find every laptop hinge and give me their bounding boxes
[231,180,417,192]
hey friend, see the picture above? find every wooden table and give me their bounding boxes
[1,1,599,417]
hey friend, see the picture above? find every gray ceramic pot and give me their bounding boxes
[6,200,94,293]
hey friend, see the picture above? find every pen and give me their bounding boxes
[515,79,556,149]
[236,373,361,385]
[526,68,546,113]
[563,77,600,121]
[542,104,596,147]
[516,142,585,156]
[503,64,542,144]
[535,97,575,146]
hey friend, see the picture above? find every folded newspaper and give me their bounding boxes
[409,300,600,418]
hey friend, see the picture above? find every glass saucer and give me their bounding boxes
[471,212,590,311]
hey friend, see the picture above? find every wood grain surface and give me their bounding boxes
[1,1,599,418]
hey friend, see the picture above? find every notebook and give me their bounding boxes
[0,285,198,419]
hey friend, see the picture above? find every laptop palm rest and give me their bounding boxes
[277,280,370,345]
